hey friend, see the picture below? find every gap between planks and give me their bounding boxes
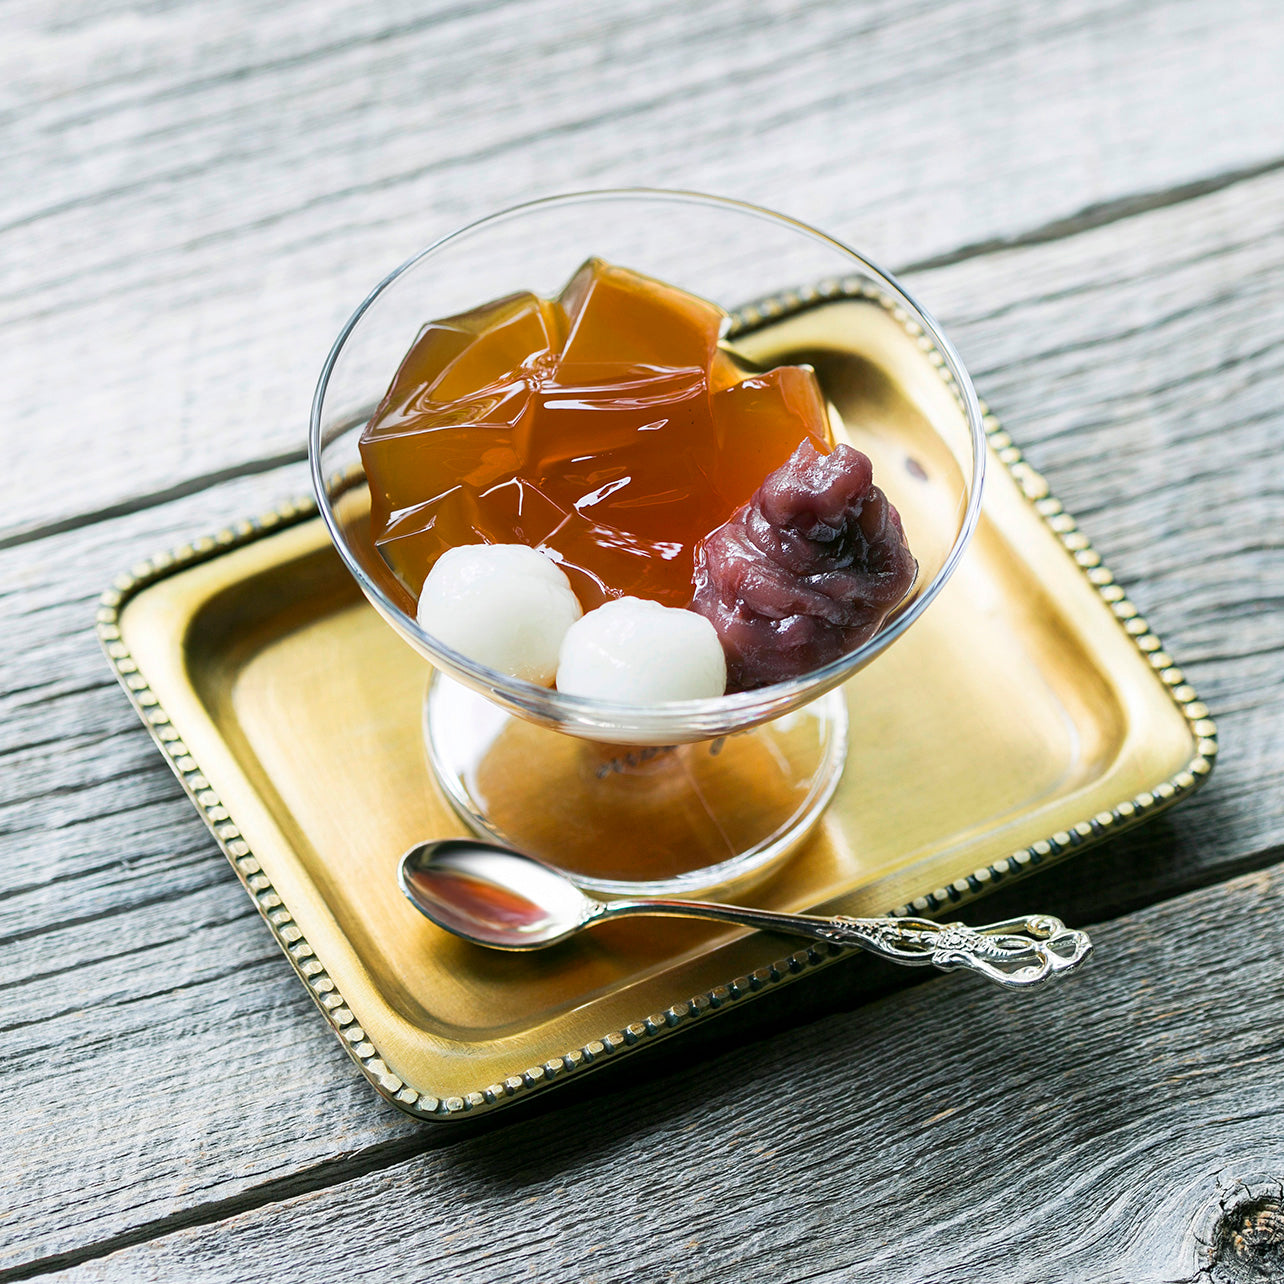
[899,151,1284,275]
[0,447,309,553]
[0,1137,436,1284]
[3,146,1282,556]
[5,858,1284,1284]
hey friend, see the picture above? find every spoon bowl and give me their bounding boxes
[399,839,597,949]
[399,840,1093,989]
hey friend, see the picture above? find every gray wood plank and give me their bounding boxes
[27,859,1284,1284]
[903,161,1284,927]
[3,94,1283,1282]
[3,0,1283,542]
[0,464,428,1275]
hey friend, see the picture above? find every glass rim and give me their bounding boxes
[309,187,987,724]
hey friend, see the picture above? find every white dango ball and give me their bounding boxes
[557,597,727,703]
[416,544,581,686]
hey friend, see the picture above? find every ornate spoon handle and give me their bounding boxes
[599,899,1092,990]
[812,914,1093,988]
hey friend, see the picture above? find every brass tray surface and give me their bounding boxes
[98,296,1215,1121]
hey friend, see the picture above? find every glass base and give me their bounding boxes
[424,675,849,896]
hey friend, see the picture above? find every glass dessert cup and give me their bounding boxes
[310,190,986,896]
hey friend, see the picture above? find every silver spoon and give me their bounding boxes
[399,839,1092,990]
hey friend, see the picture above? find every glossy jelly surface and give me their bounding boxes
[359,259,833,609]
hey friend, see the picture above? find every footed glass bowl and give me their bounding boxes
[310,190,985,895]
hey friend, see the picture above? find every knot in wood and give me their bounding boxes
[1210,1193,1284,1283]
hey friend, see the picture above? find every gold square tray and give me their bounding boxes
[98,384,1214,1125]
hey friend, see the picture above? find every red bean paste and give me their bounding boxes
[690,440,916,691]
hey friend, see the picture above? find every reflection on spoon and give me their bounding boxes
[398,840,1092,990]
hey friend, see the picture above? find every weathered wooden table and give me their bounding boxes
[4,2,1283,1280]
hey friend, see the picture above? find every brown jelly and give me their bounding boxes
[359,259,833,609]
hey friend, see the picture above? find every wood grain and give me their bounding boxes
[909,162,1284,927]
[4,3,1284,1277]
[5,163,1281,932]
[0,467,431,1278]
[30,860,1284,1284]
[2,154,1284,1275]
[3,0,1283,542]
